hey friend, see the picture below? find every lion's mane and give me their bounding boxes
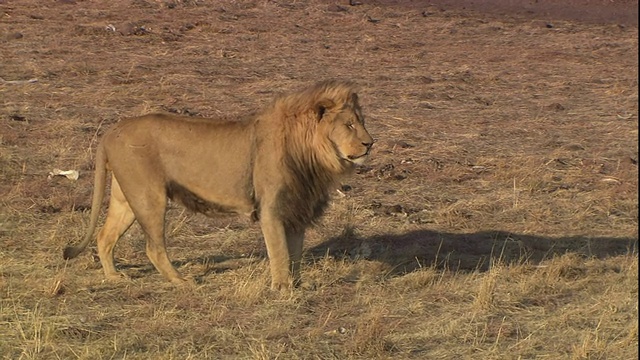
[257,80,358,231]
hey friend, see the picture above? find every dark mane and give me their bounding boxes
[267,80,358,230]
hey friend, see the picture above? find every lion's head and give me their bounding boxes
[321,92,373,167]
[271,80,374,175]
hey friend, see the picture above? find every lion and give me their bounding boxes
[63,80,374,290]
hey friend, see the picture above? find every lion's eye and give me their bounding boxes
[347,123,355,130]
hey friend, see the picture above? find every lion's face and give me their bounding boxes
[324,100,374,166]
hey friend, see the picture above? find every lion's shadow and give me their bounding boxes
[119,254,253,280]
[121,230,637,279]
[306,229,638,275]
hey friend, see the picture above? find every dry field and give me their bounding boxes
[1,0,638,359]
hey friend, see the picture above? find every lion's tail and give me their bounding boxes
[63,142,108,260]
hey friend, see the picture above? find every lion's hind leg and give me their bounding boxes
[117,179,187,285]
[97,175,136,281]
[142,223,188,285]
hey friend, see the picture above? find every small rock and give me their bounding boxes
[385,204,405,215]
[563,144,585,151]
[419,76,435,84]
[366,16,381,23]
[180,23,196,32]
[327,4,347,12]
[6,32,23,40]
[421,5,440,16]
[546,103,565,111]
[40,205,61,214]
[391,140,415,149]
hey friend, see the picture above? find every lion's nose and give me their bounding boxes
[363,140,374,152]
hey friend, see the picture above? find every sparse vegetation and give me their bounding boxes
[1,0,637,359]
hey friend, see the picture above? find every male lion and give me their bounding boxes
[63,80,374,290]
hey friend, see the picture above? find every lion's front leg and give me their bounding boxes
[259,210,292,290]
[286,228,305,287]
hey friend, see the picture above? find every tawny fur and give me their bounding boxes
[63,80,374,289]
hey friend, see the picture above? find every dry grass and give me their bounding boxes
[1,0,638,359]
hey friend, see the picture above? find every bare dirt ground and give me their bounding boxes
[380,0,639,26]
[1,0,638,359]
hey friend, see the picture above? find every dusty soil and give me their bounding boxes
[373,0,639,26]
[1,0,638,359]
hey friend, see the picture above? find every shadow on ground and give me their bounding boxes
[117,254,258,281]
[307,229,639,274]
[115,230,637,280]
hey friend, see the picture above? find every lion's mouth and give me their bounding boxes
[336,142,373,166]
[347,153,366,161]
[346,151,370,165]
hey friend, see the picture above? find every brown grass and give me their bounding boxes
[1,0,637,359]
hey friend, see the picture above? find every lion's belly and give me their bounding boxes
[166,180,255,217]
[157,128,257,217]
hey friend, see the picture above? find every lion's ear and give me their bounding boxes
[316,99,336,121]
